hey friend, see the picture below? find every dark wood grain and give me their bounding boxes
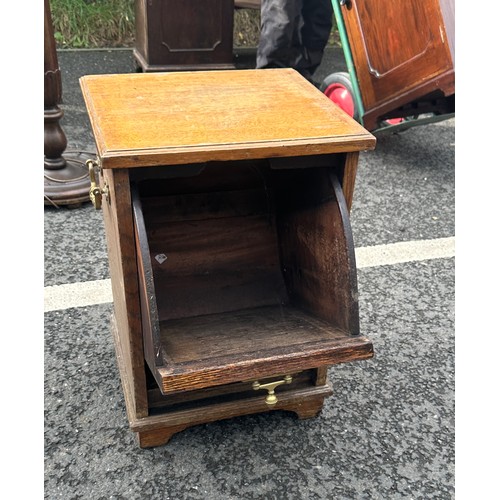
[102,169,149,418]
[274,169,359,331]
[147,369,317,410]
[156,305,372,394]
[342,0,454,107]
[134,383,334,447]
[340,0,454,130]
[339,152,359,212]
[132,162,371,397]
[133,0,235,72]
[44,0,66,169]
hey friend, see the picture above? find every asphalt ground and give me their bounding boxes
[38,46,461,499]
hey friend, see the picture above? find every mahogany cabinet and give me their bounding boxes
[134,0,235,72]
[80,68,375,447]
[338,0,455,130]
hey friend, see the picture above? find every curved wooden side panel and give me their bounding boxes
[274,168,360,335]
[330,171,360,335]
[132,185,165,388]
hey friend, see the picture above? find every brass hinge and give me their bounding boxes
[87,159,109,210]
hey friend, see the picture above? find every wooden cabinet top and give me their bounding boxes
[80,68,375,169]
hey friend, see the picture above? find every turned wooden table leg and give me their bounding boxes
[44,0,92,207]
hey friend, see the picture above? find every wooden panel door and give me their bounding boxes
[135,0,235,71]
[341,0,454,117]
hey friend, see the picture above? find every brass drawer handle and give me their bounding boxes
[252,375,293,406]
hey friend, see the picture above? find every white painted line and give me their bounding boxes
[44,237,455,312]
[44,279,113,313]
[355,236,455,269]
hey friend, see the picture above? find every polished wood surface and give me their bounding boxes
[80,69,375,169]
[44,0,91,206]
[340,0,454,130]
[82,69,374,447]
[44,0,66,169]
[134,0,235,72]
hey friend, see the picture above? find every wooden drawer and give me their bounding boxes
[146,369,329,413]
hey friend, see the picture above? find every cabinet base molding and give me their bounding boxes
[112,314,332,448]
[133,385,333,448]
[133,49,235,73]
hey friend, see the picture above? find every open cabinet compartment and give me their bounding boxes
[132,158,373,398]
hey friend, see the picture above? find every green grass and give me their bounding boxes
[49,0,336,50]
[49,0,262,49]
[50,0,135,48]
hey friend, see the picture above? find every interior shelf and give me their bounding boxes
[156,304,373,394]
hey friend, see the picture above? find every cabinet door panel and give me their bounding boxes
[145,0,234,66]
[341,0,454,110]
